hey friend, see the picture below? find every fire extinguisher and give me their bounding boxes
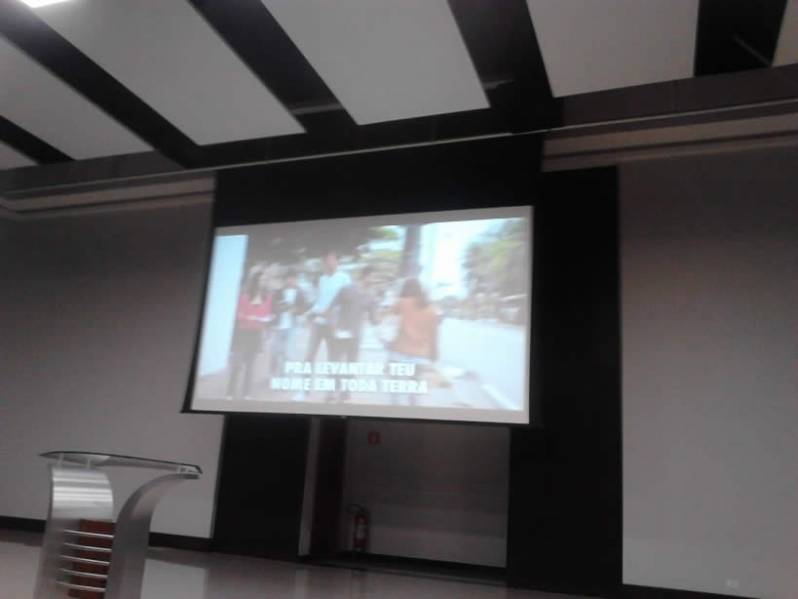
[347,504,369,553]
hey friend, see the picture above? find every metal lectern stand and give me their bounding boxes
[33,451,201,599]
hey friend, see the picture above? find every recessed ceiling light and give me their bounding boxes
[19,0,72,7]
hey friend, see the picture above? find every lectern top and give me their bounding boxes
[40,451,202,474]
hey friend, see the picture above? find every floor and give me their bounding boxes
[0,530,590,599]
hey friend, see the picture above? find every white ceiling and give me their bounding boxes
[0,36,150,159]
[262,0,489,124]
[775,0,798,66]
[33,0,304,145]
[527,0,699,97]
[0,141,35,170]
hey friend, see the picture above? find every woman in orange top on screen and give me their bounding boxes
[389,278,439,405]
[226,268,272,400]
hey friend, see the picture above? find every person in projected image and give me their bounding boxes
[270,268,308,377]
[388,278,440,406]
[226,267,273,400]
[295,250,352,401]
[329,266,380,402]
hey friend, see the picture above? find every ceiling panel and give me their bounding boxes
[527,0,699,97]
[0,37,150,159]
[32,0,303,145]
[0,142,35,170]
[775,0,798,65]
[261,0,489,124]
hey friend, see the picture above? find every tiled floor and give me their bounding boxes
[0,529,590,599]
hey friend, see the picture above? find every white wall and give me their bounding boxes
[622,147,798,598]
[341,419,509,566]
[0,197,224,538]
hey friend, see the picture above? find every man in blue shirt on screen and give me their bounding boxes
[303,250,351,367]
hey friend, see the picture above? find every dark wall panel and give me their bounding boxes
[212,414,310,560]
[309,418,348,556]
[214,135,543,227]
[507,167,621,596]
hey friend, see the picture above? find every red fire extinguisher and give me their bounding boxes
[347,504,369,553]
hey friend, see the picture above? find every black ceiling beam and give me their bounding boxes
[448,0,561,131]
[0,0,201,167]
[695,0,788,76]
[0,116,71,164]
[191,108,503,170]
[187,0,355,134]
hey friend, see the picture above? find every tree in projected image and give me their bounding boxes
[462,219,527,322]
[245,224,397,266]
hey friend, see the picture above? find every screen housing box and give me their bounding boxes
[183,135,543,426]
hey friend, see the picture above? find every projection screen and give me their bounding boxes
[188,206,532,423]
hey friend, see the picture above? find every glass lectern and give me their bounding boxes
[34,451,201,599]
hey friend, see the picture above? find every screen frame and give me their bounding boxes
[186,205,533,424]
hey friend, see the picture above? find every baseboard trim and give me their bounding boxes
[0,515,45,532]
[621,584,758,599]
[306,551,506,585]
[0,515,211,552]
[149,532,211,552]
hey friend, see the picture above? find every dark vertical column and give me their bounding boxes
[309,418,348,556]
[507,167,621,596]
[212,414,310,560]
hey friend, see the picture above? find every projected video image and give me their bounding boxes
[191,207,531,423]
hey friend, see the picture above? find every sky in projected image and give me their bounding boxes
[190,206,532,424]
